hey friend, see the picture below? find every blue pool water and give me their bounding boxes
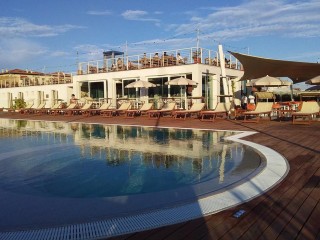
[0,120,262,199]
[0,119,264,231]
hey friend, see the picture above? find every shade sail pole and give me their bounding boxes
[218,45,230,103]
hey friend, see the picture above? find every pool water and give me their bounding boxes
[0,120,263,199]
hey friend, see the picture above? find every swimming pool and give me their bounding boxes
[0,119,288,239]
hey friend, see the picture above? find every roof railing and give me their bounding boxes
[77,47,242,75]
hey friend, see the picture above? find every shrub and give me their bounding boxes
[13,98,26,109]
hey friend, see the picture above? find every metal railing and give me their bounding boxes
[78,47,242,75]
[0,74,73,89]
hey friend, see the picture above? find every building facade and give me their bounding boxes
[0,46,245,110]
[74,46,245,109]
[0,69,73,109]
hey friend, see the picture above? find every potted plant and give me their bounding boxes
[13,98,26,110]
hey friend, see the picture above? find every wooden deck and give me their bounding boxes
[0,112,319,240]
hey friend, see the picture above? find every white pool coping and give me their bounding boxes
[0,124,289,240]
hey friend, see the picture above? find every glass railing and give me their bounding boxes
[0,75,73,89]
[77,47,242,75]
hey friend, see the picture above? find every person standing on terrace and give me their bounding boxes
[141,53,149,68]
[117,58,124,70]
[241,93,248,110]
[248,91,255,104]
[177,53,185,64]
[153,53,160,67]
[247,91,256,110]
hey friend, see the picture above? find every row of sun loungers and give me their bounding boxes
[8,100,320,124]
[241,101,320,124]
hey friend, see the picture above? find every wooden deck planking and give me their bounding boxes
[255,157,317,239]
[231,168,306,240]
[277,194,318,240]
[296,167,320,240]
[296,201,320,240]
[0,113,319,240]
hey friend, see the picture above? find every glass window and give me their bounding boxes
[149,77,168,98]
[123,79,137,98]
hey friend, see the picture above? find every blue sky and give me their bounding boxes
[0,0,319,88]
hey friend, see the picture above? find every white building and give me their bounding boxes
[0,69,73,109]
[0,46,245,110]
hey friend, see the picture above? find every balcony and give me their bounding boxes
[77,47,242,75]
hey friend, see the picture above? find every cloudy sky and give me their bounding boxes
[0,0,319,87]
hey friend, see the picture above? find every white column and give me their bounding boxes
[111,80,117,107]
[192,66,202,104]
[218,45,230,103]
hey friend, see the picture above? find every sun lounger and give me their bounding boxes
[147,102,176,118]
[173,103,205,120]
[64,103,92,116]
[28,102,46,115]
[101,101,131,117]
[81,102,112,117]
[243,102,274,123]
[19,103,34,114]
[56,103,78,116]
[292,101,320,125]
[48,102,63,115]
[125,102,153,118]
[200,102,231,121]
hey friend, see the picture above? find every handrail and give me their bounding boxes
[77,47,242,75]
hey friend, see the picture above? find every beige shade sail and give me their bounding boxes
[305,75,320,85]
[305,85,320,90]
[229,51,320,83]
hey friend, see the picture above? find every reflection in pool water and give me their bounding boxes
[0,119,263,199]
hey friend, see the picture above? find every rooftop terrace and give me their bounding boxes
[77,47,242,75]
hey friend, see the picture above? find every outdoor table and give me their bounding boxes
[233,108,246,120]
[277,109,295,121]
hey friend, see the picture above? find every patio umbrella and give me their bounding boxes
[125,80,156,88]
[165,77,198,86]
[246,75,292,101]
[305,75,320,85]
[246,75,291,87]
[125,80,156,105]
[165,77,198,109]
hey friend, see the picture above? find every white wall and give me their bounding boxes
[0,84,73,108]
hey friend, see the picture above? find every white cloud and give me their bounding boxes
[0,38,47,67]
[121,10,160,23]
[86,10,112,16]
[0,17,84,38]
[50,51,69,57]
[172,0,320,40]
[122,10,147,20]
